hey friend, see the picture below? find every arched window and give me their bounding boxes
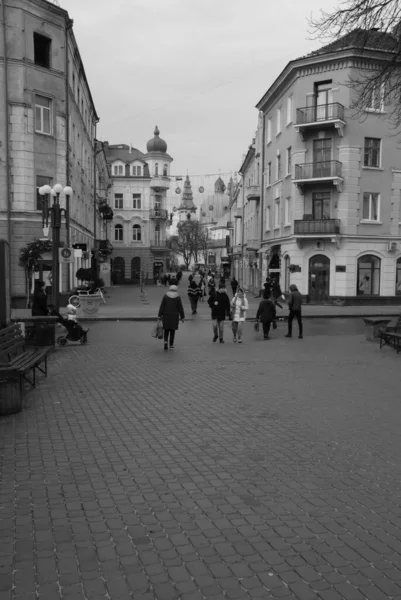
[114,224,123,242]
[163,163,168,176]
[357,254,381,296]
[132,224,141,241]
[155,163,159,176]
[137,166,142,176]
[396,257,401,295]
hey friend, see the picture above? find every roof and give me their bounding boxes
[105,144,146,164]
[310,28,399,56]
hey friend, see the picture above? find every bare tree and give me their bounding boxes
[169,228,194,270]
[309,0,401,128]
[169,221,210,269]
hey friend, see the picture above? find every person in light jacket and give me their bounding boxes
[158,285,185,350]
[256,296,276,340]
[230,287,249,343]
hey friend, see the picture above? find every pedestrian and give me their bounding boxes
[158,284,185,350]
[199,277,206,302]
[219,275,225,289]
[32,280,48,316]
[176,270,182,283]
[188,273,193,284]
[207,275,215,293]
[208,282,231,343]
[231,277,238,296]
[162,274,167,287]
[285,284,303,339]
[263,276,272,299]
[271,278,284,309]
[230,286,249,343]
[166,274,171,285]
[187,279,201,314]
[256,295,276,340]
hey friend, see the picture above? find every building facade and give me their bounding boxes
[105,127,173,284]
[249,29,401,303]
[0,0,103,303]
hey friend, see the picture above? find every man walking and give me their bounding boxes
[208,283,231,343]
[284,284,303,339]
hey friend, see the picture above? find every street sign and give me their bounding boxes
[59,247,73,264]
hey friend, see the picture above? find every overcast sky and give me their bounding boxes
[63,0,338,191]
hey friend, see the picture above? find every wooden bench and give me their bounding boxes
[379,316,401,354]
[0,324,51,400]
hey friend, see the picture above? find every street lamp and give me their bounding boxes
[39,184,72,308]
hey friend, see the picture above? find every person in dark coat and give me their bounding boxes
[231,277,238,296]
[176,270,182,283]
[32,280,48,316]
[271,278,283,309]
[256,296,276,340]
[218,276,225,289]
[158,285,185,350]
[285,284,303,339]
[208,283,231,343]
[263,277,272,299]
[187,280,201,314]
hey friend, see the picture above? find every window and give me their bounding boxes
[132,166,136,176]
[137,166,141,176]
[367,83,385,112]
[276,153,281,181]
[35,95,51,134]
[287,96,293,124]
[132,194,141,209]
[364,138,381,168]
[267,162,271,186]
[286,147,292,175]
[163,163,168,176]
[362,193,380,221]
[276,108,281,135]
[266,118,272,143]
[265,206,270,231]
[357,255,381,296]
[35,175,52,211]
[284,197,291,225]
[113,165,123,175]
[33,33,51,68]
[72,73,75,96]
[312,192,331,219]
[155,163,159,176]
[132,224,141,241]
[114,224,123,242]
[114,193,123,209]
[396,257,401,295]
[274,199,280,228]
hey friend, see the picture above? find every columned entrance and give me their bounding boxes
[308,254,330,303]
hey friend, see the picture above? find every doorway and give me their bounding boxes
[308,254,330,303]
[131,257,141,283]
[112,257,125,285]
[313,139,331,177]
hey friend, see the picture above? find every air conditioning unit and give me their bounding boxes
[388,242,398,252]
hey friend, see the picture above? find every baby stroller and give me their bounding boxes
[48,306,89,346]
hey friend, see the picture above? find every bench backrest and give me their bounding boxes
[0,324,25,365]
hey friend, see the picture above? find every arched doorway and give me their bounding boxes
[131,257,141,283]
[112,257,125,284]
[357,254,381,296]
[308,255,330,303]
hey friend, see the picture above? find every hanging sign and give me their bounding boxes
[59,247,73,263]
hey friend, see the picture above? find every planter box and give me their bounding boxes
[0,378,22,416]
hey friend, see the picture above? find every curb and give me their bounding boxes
[76,313,401,323]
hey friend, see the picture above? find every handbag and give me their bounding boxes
[152,319,164,339]
[254,320,260,332]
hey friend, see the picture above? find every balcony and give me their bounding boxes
[293,161,343,193]
[150,176,170,190]
[294,103,346,139]
[207,238,227,248]
[150,239,170,251]
[294,219,341,235]
[246,184,260,201]
[246,238,261,251]
[149,208,169,220]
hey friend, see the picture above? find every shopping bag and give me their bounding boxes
[152,320,163,339]
[254,320,260,332]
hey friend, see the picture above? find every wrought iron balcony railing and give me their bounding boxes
[294,219,340,235]
[150,239,169,249]
[296,102,345,125]
[149,208,169,219]
[294,160,342,180]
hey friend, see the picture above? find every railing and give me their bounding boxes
[296,103,345,125]
[149,209,169,219]
[246,184,260,199]
[150,239,169,248]
[294,160,342,180]
[294,219,340,234]
[207,238,227,248]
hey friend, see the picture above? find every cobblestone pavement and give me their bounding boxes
[1,320,401,600]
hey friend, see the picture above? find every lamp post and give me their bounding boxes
[39,184,72,308]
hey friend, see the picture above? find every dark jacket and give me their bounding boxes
[231,279,238,293]
[256,298,276,323]
[158,291,185,330]
[208,290,231,321]
[187,281,201,300]
[32,288,48,316]
[288,285,302,312]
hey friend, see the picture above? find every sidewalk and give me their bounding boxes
[11,283,401,321]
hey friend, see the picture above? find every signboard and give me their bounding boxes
[59,247,73,264]
[269,268,281,273]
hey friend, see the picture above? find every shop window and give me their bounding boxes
[357,254,381,296]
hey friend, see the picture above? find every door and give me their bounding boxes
[308,254,330,303]
[112,257,125,284]
[131,257,141,282]
[313,139,331,178]
[315,82,333,121]
[312,192,331,220]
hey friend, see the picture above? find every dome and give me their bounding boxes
[146,125,167,153]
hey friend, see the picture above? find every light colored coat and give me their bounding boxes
[230,294,249,322]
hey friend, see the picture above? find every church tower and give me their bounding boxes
[177,175,197,223]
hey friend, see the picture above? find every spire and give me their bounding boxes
[178,175,197,212]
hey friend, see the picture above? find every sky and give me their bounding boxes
[62,0,339,196]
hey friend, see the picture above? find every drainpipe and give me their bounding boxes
[65,18,72,291]
[241,181,245,286]
[1,1,12,292]
[259,113,266,290]
[93,124,97,243]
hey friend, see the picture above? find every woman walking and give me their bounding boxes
[187,279,201,314]
[158,284,185,350]
[230,287,249,343]
[256,295,276,340]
